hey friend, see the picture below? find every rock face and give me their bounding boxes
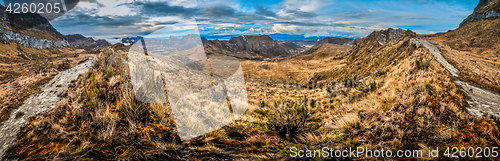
[460,0,500,27]
[0,27,68,49]
[63,34,110,49]
[475,0,496,11]
[0,4,62,35]
[0,4,69,49]
[313,37,354,47]
[204,35,301,59]
[367,28,407,46]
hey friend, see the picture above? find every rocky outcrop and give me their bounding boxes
[0,27,68,49]
[0,4,62,36]
[313,37,354,47]
[0,4,69,49]
[367,28,407,46]
[63,34,110,49]
[460,0,500,27]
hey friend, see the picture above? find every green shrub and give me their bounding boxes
[416,58,432,70]
[105,65,114,79]
[268,95,315,141]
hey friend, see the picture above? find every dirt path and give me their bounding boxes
[0,58,95,159]
[417,38,500,119]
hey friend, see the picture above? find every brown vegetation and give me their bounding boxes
[5,29,500,160]
[424,19,500,94]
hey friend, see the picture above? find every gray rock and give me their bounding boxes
[460,0,500,27]
[0,27,68,49]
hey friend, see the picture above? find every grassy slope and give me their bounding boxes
[0,41,95,122]
[0,17,64,41]
[6,30,500,160]
[0,19,96,122]
[424,19,500,94]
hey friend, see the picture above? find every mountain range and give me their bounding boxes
[121,34,355,60]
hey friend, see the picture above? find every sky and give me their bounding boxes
[2,0,479,42]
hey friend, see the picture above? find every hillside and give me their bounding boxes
[4,28,499,160]
[241,43,351,81]
[460,0,500,27]
[0,4,62,37]
[425,0,500,94]
[311,28,409,80]
[0,7,97,125]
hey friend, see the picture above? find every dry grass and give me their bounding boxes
[0,42,96,122]
[333,113,360,133]
[240,43,350,81]
[2,23,64,41]
[425,19,500,94]
[5,29,500,160]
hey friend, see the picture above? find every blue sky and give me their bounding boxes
[3,0,478,41]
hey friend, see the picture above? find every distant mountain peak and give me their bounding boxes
[63,34,110,49]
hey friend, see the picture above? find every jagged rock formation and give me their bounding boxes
[0,4,68,49]
[357,28,407,46]
[313,37,354,47]
[63,34,110,49]
[460,0,500,27]
[0,59,95,159]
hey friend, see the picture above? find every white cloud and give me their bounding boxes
[282,0,333,12]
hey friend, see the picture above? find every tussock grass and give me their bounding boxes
[333,113,360,133]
